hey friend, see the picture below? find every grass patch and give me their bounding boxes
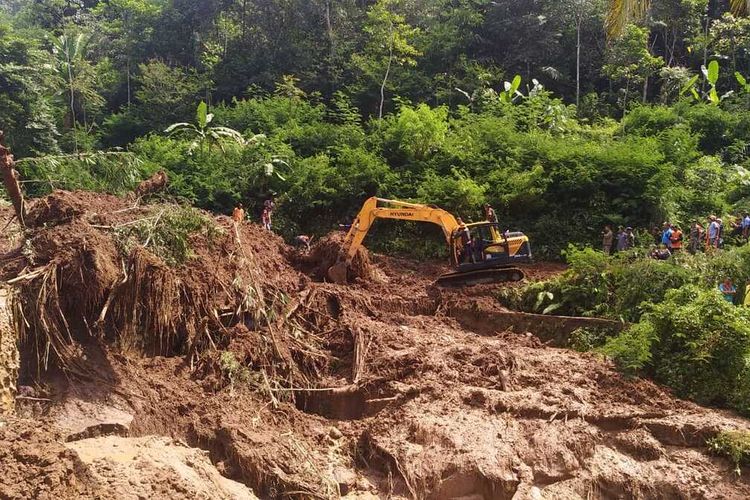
[707,430,750,473]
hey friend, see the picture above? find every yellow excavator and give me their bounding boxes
[327,197,532,287]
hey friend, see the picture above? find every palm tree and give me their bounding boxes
[51,33,104,152]
[165,101,249,154]
[606,0,749,38]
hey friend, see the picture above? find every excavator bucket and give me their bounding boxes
[327,262,349,284]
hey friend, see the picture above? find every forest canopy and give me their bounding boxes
[3,0,750,255]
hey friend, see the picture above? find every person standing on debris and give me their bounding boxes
[670,225,684,254]
[719,278,737,304]
[263,197,276,228]
[261,207,271,230]
[484,204,498,224]
[294,235,312,252]
[602,225,614,255]
[232,203,245,223]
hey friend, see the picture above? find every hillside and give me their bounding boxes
[2,191,750,499]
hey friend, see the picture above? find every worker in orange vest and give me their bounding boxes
[232,203,245,223]
[670,224,684,253]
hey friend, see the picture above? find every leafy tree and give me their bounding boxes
[134,60,202,130]
[93,0,163,108]
[0,21,58,156]
[352,0,421,118]
[603,25,664,110]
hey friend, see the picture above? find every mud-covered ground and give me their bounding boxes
[2,192,750,499]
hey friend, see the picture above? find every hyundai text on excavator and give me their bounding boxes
[327,197,533,287]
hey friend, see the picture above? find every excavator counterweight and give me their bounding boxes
[327,197,532,286]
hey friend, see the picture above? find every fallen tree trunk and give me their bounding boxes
[0,132,25,227]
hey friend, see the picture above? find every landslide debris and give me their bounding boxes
[1,190,750,499]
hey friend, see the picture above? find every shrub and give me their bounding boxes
[610,285,750,411]
[707,431,750,473]
[599,321,655,374]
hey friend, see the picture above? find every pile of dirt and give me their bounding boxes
[305,231,373,282]
[0,416,98,499]
[4,189,750,499]
[0,415,259,499]
[66,435,257,499]
[8,190,311,383]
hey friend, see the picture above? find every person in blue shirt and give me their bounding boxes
[719,278,737,304]
[661,222,673,249]
[742,212,750,240]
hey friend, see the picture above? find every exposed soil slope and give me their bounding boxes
[1,190,750,499]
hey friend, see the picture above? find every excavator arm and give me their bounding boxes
[328,197,460,283]
[344,197,459,260]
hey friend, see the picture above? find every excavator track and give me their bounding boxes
[436,267,525,287]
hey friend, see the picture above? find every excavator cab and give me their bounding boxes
[440,222,532,287]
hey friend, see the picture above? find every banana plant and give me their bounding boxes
[736,72,750,93]
[702,60,721,105]
[680,60,733,105]
[500,75,523,103]
[165,101,247,154]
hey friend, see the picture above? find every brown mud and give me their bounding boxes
[1,191,750,499]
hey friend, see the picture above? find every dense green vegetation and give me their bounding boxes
[4,0,750,256]
[504,244,750,416]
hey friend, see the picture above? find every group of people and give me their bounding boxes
[231,197,315,252]
[649,213,750,259]
[602,213,750,260]
[601,225,636,255]
[232,197,275,231]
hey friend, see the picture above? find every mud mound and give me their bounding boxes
[307,232,373,282]
[26,190,131,228]
[66,435,257,499]
[0,417,98,499]
[9,190,309,381]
